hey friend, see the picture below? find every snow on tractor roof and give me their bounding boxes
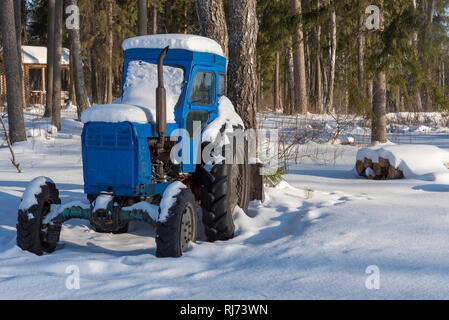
[121,34,224,57]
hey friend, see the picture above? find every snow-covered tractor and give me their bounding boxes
[16,34,264,258]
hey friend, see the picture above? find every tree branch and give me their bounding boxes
[0,113,22,173]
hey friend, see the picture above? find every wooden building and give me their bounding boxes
[0,45,70,109]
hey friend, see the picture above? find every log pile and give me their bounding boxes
[356,157,404,180]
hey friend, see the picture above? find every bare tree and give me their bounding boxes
[0,0,26,143]
[138,0,148,36]
[68,0,90,121]
[291,0,308,114]
[228,0,259,129]
[51,0,63,130]
[45,0,55,118]
[195,0,229,59]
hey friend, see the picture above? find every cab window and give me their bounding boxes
[190,71,215,106]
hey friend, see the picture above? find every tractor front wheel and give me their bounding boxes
[156,188,197,258]
[17,177,62,256]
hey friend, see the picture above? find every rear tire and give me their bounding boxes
[17,178,62,256]
[156,188,197,258]
[200,128,250,241]
[200,162,239,242]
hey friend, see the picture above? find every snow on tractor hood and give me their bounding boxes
[122,34,224,57]
[81,61,184,124]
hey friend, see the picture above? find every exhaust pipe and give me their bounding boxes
[156,46,169,149]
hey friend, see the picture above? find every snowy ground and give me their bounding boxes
[1,109,449,299]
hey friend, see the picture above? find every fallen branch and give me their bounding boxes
[0,114,22,173]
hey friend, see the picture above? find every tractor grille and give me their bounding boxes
[82,122,137,194]
[86,124,133,149]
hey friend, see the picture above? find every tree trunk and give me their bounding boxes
[51,0,62,130]
[358,13,365,90]
[291,0,308,114]
[69,53,76,105]
[91,51,98,104]
[427,0,434,24]
[424,0,434,111]
[68,0,90,121]
[324,2,336,114]
[195,0,229,59]
[371,2,387,144]
[45,0,55,117]
[14,0,26,110]
[316,22,323,114]
[138,0,148,36]
[152,1,158,34]
[411,0,423,112]
[372,72,387,143]
[287,46,295,115]
[274,52,280,111]
[107,0,113,103]
[228,0,258,129]
[442,62,445,97]
[0,0,26,143]
[256,74,261,110]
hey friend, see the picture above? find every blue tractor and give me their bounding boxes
[16,35,264,258]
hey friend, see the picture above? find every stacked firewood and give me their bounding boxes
[356,157,404,180]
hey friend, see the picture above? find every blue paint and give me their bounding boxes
[82,47,226,197]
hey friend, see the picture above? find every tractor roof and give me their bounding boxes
[122,34,224,57]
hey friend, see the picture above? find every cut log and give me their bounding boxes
[373,163,383,177]
[387,165,404,179]
[356,160,365,176]
[363,157,373,169]
[378,157,390,168]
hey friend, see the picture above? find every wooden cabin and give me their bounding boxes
[0,45,70,109]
